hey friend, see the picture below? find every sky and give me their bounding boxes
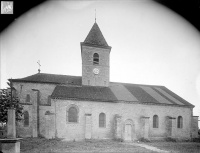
[0,0,200,118]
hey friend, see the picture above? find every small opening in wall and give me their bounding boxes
[93,53,99,65]
[177,116,183,128]
[24,111,29,127]
[99,113,106,128]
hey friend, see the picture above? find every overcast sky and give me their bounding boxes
[0,0,200,117]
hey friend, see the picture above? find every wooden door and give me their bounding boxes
[125,124,132,141]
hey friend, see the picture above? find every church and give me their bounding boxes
[11,21,199,141]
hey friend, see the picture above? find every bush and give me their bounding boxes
[138,137,151,142]
[191,138,200,142]
[165,137,177,142]
[113,138,123,142]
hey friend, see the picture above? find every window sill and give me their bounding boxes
[66,122,79,124]
[20,102,32,105]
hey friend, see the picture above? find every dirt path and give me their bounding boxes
[124,142,171,153]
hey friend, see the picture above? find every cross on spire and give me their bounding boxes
[37,60,41,73]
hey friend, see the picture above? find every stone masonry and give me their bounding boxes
[81,45,111,87]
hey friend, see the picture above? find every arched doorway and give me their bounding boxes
[124,119,134,141]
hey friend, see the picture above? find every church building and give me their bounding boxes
[11,21,199,141]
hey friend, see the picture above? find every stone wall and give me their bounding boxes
[54,99,193,141]
[13,82,56,137]
[13,82,56,105]
[191,116,199,138]
[81,45,110,87]
[16,104,32,137]
[13,81,194,141]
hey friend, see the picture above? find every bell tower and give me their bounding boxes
[81,22,112,87]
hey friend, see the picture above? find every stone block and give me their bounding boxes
[7,109,16,138]
[0,139,21,153]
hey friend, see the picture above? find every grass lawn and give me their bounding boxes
[19,138,200,153]
[148,141,200,153]
[19,138,156,153]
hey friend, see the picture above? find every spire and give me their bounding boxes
[37,60,41,73]
[95,9,96,23]
[83,22,109,47]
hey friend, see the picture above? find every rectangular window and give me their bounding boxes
[24,111,29,127]
[177,116,183,128]
[99,113,106,128]
[153,115,159,128]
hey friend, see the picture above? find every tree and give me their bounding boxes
[0,88,23,124]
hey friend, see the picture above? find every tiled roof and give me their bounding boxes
[12,73,194,107]
[52,83,194,107]
[83,22,109,47]
[51,85,118,102]
[11,73,81,85]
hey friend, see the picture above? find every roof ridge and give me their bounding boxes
[110,82,165,88]
[13,73,82,80]
[11,73,82,85]
[11,73,165,88]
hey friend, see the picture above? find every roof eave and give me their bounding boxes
[51,97,194,108]
[80,42,112,50]
[10,79,67,85]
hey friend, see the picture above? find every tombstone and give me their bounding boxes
[0,109,22,153]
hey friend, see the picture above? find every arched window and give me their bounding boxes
[24,111,29,127]
[177,116,183,128]
[26,94,30,103]
[153,115,159,128]
[93,53,99,65]
[99,113,106,127]
[68,106,78,123]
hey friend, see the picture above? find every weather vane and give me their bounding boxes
[37,60,41,73]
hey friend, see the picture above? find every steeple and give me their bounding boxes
[81,22,112,87]
[83,22,109,47]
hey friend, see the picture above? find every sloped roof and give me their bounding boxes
[51,85,118,102]
[51,83,194,107]
[83,22,109,47]
[11,73,81,85]
[12,73,194,107]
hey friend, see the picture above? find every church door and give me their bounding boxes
[124,124,132,141]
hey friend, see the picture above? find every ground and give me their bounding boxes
[19,138,200,153]
[148,141,200,153]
